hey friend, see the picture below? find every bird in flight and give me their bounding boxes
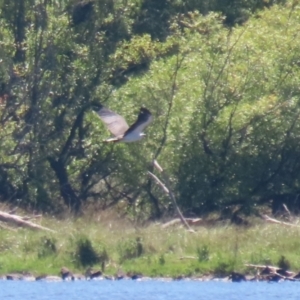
[92,104,153,143]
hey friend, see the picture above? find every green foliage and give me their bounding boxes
[109,2,300,216]
[159,254,165,265]
[117,237,144,263]
[0,0,298,219]
[197,245,210,262]
[177,5,300,214]
[213,261,234,277]
[73,236,108,267]
[37,236,57,258]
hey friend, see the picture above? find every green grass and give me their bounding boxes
[1,212,300,277]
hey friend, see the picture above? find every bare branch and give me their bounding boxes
[149,160,195,232]
[0,211,55,232]
[262,214,300,227]
[148,171,169,194]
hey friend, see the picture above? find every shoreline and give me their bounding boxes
[1,214,300,281]
[2,266,300,283]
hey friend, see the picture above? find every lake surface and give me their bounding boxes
[0,279,299,300]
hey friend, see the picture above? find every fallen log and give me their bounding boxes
[179,256,197,260]
[0,211,55,232]
[162,218,203,228]
[262,214,300,227]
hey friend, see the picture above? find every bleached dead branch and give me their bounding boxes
[148,160,195,233]
[262,214,300,227]
[0,211,55,232]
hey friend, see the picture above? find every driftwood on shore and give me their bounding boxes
[245,263,297,281]
[0,210,55,232]
[245,263,288,272]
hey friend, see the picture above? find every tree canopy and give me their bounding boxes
[0,0,299,220]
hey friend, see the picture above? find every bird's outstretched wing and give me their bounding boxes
[123,107,153,137]
[96,106,129,137]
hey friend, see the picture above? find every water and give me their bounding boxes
[0,279,299,300]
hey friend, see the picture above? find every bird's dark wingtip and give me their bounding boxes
[91,102,104,112]
[140,107,151,114]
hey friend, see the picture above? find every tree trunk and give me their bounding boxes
[48,157,81,213]
[14,0,26,62]
[146,180,161,219]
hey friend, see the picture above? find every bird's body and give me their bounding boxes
[92,104,152,143]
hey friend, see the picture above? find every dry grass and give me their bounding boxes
[0,210,300,277]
